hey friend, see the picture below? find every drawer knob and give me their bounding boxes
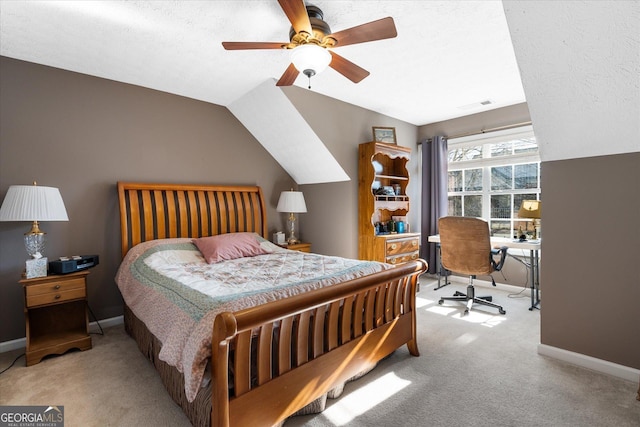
[390,243,397,250]
[412,240,417,246]
[389,258,397,264]
[54,294,61,300]
[54,285,61,290]
[411,253,418,259]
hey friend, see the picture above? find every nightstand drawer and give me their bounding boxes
[386,237,419,256]
[26,278,86,307]
[279,242,311,253]
[386,251,420,265]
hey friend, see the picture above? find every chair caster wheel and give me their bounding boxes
[438,299,444,305]
[463,309,469,315]
[499,309,506,315]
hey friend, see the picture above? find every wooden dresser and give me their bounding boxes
[379,233,421,264]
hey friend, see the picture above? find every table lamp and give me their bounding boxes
[518,200,541,239]
[0,182,69,277]
[276,189,307,245]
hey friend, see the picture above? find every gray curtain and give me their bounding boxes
[420,136,448,273]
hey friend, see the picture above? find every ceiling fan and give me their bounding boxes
[222,0,397,87]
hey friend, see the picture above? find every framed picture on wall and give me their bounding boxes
[372,126,397,144]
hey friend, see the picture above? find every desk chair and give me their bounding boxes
[437,216,508,315]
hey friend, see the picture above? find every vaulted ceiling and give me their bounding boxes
[0,1,526,126]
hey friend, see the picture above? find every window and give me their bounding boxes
[447,126,540,238]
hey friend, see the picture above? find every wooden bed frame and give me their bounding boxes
[117,182,427,427]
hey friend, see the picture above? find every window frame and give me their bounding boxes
[447,125,541,238]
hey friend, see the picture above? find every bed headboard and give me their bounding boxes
[117,182,268,258]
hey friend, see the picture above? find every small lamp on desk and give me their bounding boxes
[277,189,307,245]
[0,182,69,278]
[518,200,541,240]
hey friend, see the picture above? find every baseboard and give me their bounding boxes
[425,275,638,383]
[538,343,640,383]
[0,315,124,354]
[88,315,124,333]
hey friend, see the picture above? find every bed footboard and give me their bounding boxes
[211,258,427,427]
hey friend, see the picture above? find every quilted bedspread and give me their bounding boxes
[115,237,388,402]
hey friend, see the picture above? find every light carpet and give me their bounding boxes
[1,277,638,426]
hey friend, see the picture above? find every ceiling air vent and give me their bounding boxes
[457,99,495,110]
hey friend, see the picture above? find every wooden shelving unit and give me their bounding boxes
[358,141,420,264]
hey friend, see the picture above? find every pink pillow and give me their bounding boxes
[193,233,267,264]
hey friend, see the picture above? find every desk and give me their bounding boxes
[428,235,541,310]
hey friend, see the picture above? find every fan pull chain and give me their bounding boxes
[303,69,315,89]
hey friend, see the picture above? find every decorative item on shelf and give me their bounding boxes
[372,126,397,144]
[0,182,69,278]
[372,160,383,174]
[392,183,401,195]
[374,186,396,196]
[386,219,396,233]
[518,200,542,239]
[277,189,307,245]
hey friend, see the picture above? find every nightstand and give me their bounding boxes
[280,242,311,253]
[19,270,92,366]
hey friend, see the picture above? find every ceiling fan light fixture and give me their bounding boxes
[291,44,331,76]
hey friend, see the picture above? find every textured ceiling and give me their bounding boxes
[504,1,640,162]
[0,1,526,126]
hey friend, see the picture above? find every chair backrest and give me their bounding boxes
[438,216,493,276]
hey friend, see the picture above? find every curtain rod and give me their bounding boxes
[447,121,532,140]
[418,121,532,145]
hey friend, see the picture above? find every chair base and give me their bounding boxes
[438,284,506,315]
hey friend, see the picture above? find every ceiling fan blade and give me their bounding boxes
[278,0,312,35]
[222,41,286,50]
[329,17,397,47]
[329,51,370,83]
[276,63,300,86]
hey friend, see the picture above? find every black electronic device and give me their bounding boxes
[49,255,99,274]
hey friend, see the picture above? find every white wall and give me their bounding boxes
[503,0,640,161]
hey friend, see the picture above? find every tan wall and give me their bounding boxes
[6,57,635,372]
[281,86,420,259]
[0,57,294,342]
[540,153,640,369]
[0,57,421,343]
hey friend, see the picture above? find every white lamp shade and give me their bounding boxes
[277,191,307,213]
[291,44,332,75]
[0,185,69,222]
